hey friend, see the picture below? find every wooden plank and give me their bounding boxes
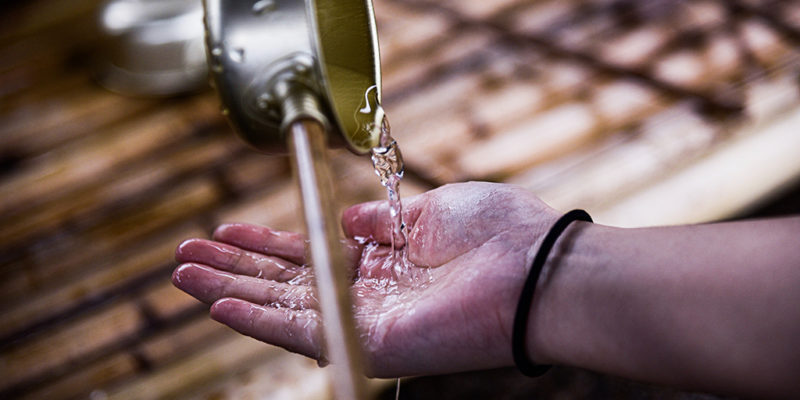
[0,223,205,336]
[215,152,291,195]
[509,0,579,36]
[182,352,331,400]
[382,28,494,97]
[649,31,747,93]
[0,136,238,257]
[375,0,453,67]
[455,102,600,180]
[0,87,157,159]
[214,181,304,233]
[0,303,144,392]
[103,335,282,400]
[0,96,222,219]
[738,17,797,68]
[137,318,230,368]
[140,281,205,323]
[17,317,229,400]
[1,176,223,300]
[387,54,600,183]
[510,104,719,212]
[595,79,800,226]
[1,277,216,398]
[19,353,138,400]
[597,25,672,70]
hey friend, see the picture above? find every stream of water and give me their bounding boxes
[369,115,409,400]
[370,116,407,263]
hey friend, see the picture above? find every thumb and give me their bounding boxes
[341,194,426,245]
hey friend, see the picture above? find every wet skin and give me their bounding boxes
[172,182,800,397]
[173,182,559,377]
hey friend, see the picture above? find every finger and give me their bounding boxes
[213,223,307,265]
[341,238,366,272]
[176,238,306,283]
[211,298,324,361]
[341,195,425,245]
[172,263,317,309]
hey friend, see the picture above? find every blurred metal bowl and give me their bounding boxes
[96,0,208,96]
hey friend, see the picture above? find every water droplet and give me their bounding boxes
[253,0,276,15]
[210,46,224,73]
[230,47,245,63]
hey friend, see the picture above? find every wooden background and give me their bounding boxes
[2,0,800,398]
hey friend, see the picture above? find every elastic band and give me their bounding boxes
[512,209,592,376]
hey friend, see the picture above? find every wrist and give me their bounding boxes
[523,219,604,366]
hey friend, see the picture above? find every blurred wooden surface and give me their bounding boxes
[2,0,800,399]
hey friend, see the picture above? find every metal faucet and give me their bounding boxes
[97,1,383,397]
[203,0,383,154]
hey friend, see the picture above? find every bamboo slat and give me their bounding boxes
[0,136,238,259]
[0,303,145,392]
[17,318,229,400]
[137,318,230,369]
[375,1,453,67]
[0,223,205,336]
[20,353,137,400]
[0,87,156,159]
[1,176,223,302]
[0,96,222,219]
[511,105,719,212]
[382,29,495,97]
[104,335,282,400]
[0,278,215,398]
[597,107,800,227]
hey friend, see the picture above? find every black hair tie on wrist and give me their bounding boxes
[512,209,592,377]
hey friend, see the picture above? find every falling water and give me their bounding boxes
[370,120,406,399]
[370,117,406,255]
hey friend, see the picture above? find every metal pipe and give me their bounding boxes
[288,119,367,400]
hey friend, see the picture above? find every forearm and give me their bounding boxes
[528,217,800,398]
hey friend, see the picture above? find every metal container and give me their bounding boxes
[97,0,208,96]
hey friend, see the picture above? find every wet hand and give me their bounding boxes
[172,182,559,377]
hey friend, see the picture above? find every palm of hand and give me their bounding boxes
[173,182,557,377]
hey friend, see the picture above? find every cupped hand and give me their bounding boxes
[172,182,559,377]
